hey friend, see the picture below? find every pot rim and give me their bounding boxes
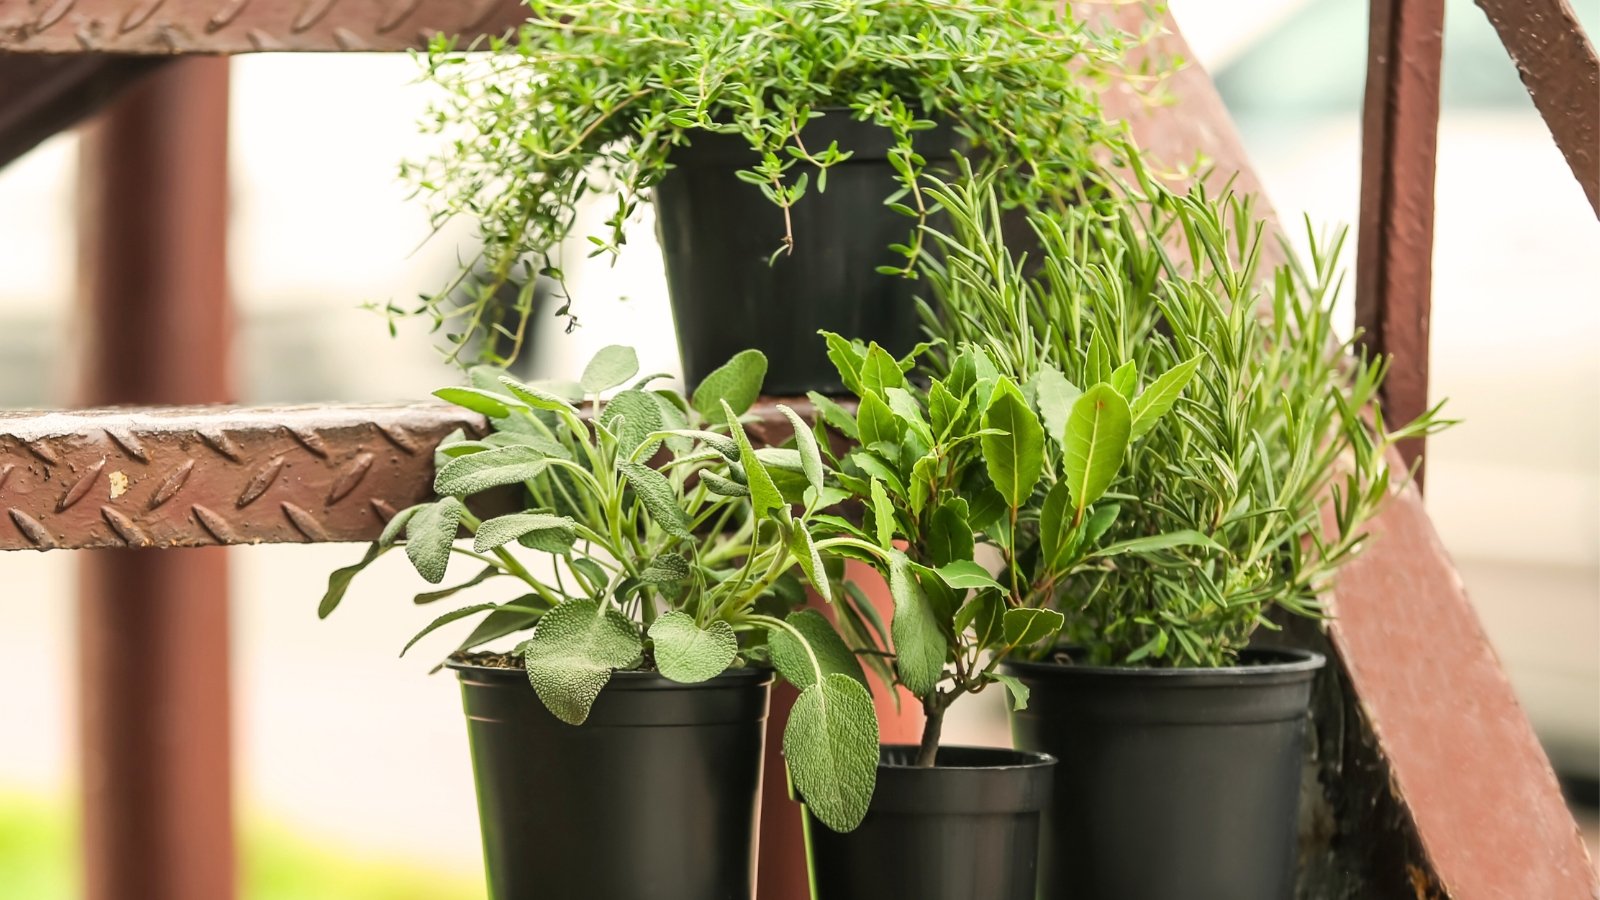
[446,659,774,689]
[1002,646,1326,680]
[877,744,1057,772]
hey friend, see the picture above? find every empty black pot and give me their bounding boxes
[1002,648,1326,900]
[801,744,1056,900]
[654,112,961,395]
[449,663,773,900]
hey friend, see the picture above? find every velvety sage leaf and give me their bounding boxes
[567,557,609,596]
[1095,530,1223,557]
[448,598,542,658]
[401,601,539,657]
[658,429,739,460]
[993,672,1031,711]
[467,364,514,395]
[650,390,692,454]
[1108,360,1138,398]
[414,564,498,604]
[1130,355,1203,439]
[522,599,643,725]
[933,560,1004,592]
[778,404,825,496]
[580,344,640,394]
[485,431,571,460]
[433,386,520,418]
[318,543,386,618]
[691,349,768,418]
[639,552,691,584]
[722,400,784,517]
[889,552,946,697]
[784,673,879,833]
[754,447,803,471]
[473,513,576,554]
[1028,364,1081,444]
[649,611,736,683]
[378,504,428,548]
[769,610,866,690]
[700,470,750,496]
[1063,384,1132,517]
[599,389,664,458]
[927,499,973,568]
[617,460,692,539]
[981,377,1045,509]
[405,498,463,584]
[1039,480,1072,571]
[435,445,550,497]
[786,525,832,604]
[499,376,579,414]
[869,478,895,550]
[1002,607,1065,648]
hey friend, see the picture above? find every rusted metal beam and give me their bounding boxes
[1475,0,1600,216]
[75,58,235,900]
[0,0,526,53]
[0,404,480,550]
[0,55,167,169]
[1356,0,1444,484]
[1328,486,1599,899]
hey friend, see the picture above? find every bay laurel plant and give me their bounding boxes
[318,346,881,832]
[914,167,1454,667]
[799,333,1097,768]
[393,0,1136,363]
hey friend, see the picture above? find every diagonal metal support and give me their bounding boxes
[0,54,167,169]
[1474,0,1600,216]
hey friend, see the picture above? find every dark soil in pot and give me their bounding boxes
[448,658,773,900]
[801,744,1055,900]
[1001,647,1326,900]
[655,112,962,395]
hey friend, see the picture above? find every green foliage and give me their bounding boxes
[391,0,1144,364]
[916,165,1455,667]
[321,344,881,830]
[648,611,738,684]
[808,333,1063,766]
[783,673,880,833]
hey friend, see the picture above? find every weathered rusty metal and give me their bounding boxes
[0,55,167,169]
[75,58,235,900]
[1475,0,1600,215]
[1356,0,1444,484]
[1326,485,1598,899]
[0,0,527,53]
[0,404,481,550]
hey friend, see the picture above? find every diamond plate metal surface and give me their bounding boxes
[0,403,481,550]
[0,0,527,53]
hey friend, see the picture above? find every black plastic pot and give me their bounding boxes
[1002,648,1326,900]
[655,113,961,395]
[449,662,773,900]
[801,744,1056,900]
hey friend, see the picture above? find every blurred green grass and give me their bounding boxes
[0,792,481,900]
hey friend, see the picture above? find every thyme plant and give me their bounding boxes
[915,167,1454,667]
[394,0,1134,364]
[319,346,880,831]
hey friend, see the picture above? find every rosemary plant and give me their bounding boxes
[318,346,880,831]
[915,165,1454,667]
[393,0,1135,364]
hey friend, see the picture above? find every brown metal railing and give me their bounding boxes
[0,1,1594,898]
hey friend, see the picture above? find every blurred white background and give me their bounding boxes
[0,0,1594,894]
